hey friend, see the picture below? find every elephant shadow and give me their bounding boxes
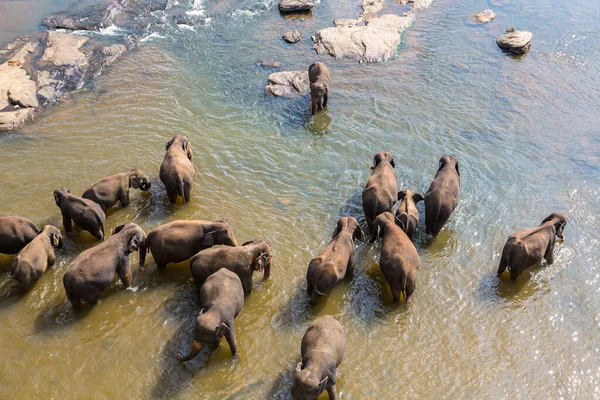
[476,267,548,305]
[33,298,92,333]
[0,275,23,308]
[265,368,296,400]
[271,283,312,334]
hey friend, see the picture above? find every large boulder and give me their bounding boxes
[279,0,314,13]
[313,13,415,63]
[265,71,310,97]
[496,28,532,55]
[42,31,90,67]
[474,9,496,23]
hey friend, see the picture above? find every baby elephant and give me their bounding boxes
[146,219,239,268]
[177,269,244,361]
[63,223,147,310]
[395,189,424,239]
[160,135,195,204]
[82,169,151,211]
[362,152,398,232]
[370,212,420,304]
[0,216,40,254]
[54,187,106,240]
[308,62,330,115]
[292,316,345,400]
[10,225,63,291]
[424,155,460,236]
[498,212,567,280]
[306,217,364,303]
[190,238,271,297]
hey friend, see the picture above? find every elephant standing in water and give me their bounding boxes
[177,269,244,361]
[306,217,364,303]
[424,155,460,236]
[370,212,420,304]
[190,238,271,297]
[63,223,147,310]
[82,169,151,211]
[160,135,195,204]
[292,316,345,400]
[362,152,398,232]
[395,189,424,239]
[10,225,63,291]
[309,62,330,115]
[498,212,567,280]
[54,187,106,240]
[0,216,40,254]
[146,219,239,268]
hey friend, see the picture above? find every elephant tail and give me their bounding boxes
[313,285,327,297]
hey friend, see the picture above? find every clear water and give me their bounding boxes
[1,0,599,398]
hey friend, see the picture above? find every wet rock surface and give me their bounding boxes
[278,0,314,13]
[474,9,496,23]
[283,30,301,43]
[264,71,310,97]
[497,28,533,54]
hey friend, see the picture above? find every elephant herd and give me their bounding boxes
[0,136,567,399]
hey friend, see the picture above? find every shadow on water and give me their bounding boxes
[33,299,93,333]
[476,265,549,306]
[266,369,295,400]
[304,111,332,138]
[271,284,312,333]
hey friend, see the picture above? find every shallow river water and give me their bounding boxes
[1,0,599,398]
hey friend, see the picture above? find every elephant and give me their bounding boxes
[190,238,271,297]
[292,315,345,400]
[362,152,398,232]
[10,225,63,291]
[177,269,244,361]
[54,187,106,240]
[370,212,420,304]
[159,135,195,204]
[497,212,567,280]
[306,217,364,303]
[82,169,151,211]
[424,155,460,236]
[309,62,330,115]
[0,216,40,254]
[63,223,147,310]
[146,219,239,268]
[395,189,424,239]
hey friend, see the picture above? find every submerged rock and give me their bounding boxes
[333,18,364,28]
[89,44,128,78]
[42,31,89,67]
[313,13,415,63]
[283,30,301,43]
[474,9,496,23]
[258,60,283,68]
[278,0,314,13]
[264,71,310,97]
[497,28,532,55]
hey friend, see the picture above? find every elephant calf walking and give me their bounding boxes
[498,212,567,280]
[424,155,460,236]
[395,189,424,239]
[82,168,151,211]
[292,316,345,400]
[159,135,195,204]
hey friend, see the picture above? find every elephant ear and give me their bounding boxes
[51,232,61,247]
[165,137,175,150]
[455,161,460,177]
[354,225,365,240]
[198,308,206,315]
[128,235,141,253]
[412,193,424,204]
[53,191,61,207]
[398,190,406,200]
[215,322,229,338]
[186,147,193,162]
[318,377,329,390]
[113,224,126,234]
[395,215,406,232]
[369,224,382,243]
[295,362,303,372]
[331,219,344,239]
[390,158,395,168]
[203,231,216,246]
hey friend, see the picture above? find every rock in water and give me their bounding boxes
[42,31,89,67]
[264,71,310,97]
[279,0,314,13]
[474,9,496,23]
[258,60,283,68]
[496,28,533,55]
[283,30,301,43]
[313,13,415,63]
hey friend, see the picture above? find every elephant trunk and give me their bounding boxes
[263,258,271,281]
[177,340,203,362]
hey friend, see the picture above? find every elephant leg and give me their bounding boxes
[327,383,338,400]
[117,257,133,287]
[497,260,507,276]
[405,280,416,305]
[183,182,192,203]
[224,325,238,356]
[345,253,355,277]
[167,188,178,205]
[323,89,328,107]
[62,212,73,233]
[311,100,317,115]
[91,226,104,241]
[119,190,130,207]
[81,285,103,305]
[544,242,555,265]
[391,287,401,302]
[509,269,520,281]
[69,295,82,311]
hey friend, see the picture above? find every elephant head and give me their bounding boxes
[203,220,239,247]
[113,223,147,268]
[243,239,272,281]
[53,187,70,207]
[398,189,424,205]
[292,363,329,400]
[332,216,364,240]
[438,155,459,177]
[44,225,64,249]
[369,212,397,242]
[372,152,395,169]
[166,135,192,161]
[128,169,151,191]
[541,212,567,240]
[176,310,230,361]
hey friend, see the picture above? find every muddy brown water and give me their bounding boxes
[1,0,599,398]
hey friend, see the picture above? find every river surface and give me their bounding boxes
[1,0,599,398]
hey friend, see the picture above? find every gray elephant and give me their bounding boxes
[63,223,147,310]
[395,189,424,239]
[54,187,106,240]
[292,315,345,400]
[159,135,195,204]
[146,219,238,268]
[370,212,420,304]
[424,155,460,236]
[190,238,271,297]
[362,152,398,232]
[497,212,567,280]
[306,217,364,303]
[0,216,40,254]
[10,225,63,291]
[309,62,330,115]
[82,169,151,211]
[177,269,244,361]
